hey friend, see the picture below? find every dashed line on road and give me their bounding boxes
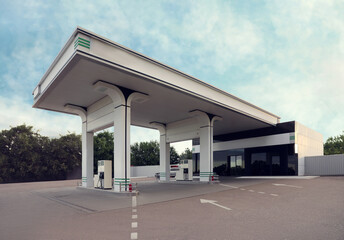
[131,194,139,239]
[222,185,278,197]
[132,222,138,228]
[220,184,238,188]
[131,232,138,240]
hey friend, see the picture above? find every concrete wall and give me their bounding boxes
[305,154,344,176]
[193,133,294,153]
[131,165,160,177]
[296,122,323,175]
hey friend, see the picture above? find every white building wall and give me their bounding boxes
[193,133,294,153]
[295,122,323,175]
[131,165,160,177]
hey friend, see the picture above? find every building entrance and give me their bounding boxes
[227,155,244,176]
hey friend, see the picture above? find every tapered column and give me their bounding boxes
[82,122,94,187]
[150,122,170,181]
[199,125,213,182]
[64,104,94,188]
[113,104,131,191]
[189,110,222,182]
[160,134,171,181]
[94,81,148,192]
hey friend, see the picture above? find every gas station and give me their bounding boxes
[32,27,312,192]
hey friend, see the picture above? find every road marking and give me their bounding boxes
[270,194,279,197]
[240,188,246,190]
[131,232,138,239]
[132,196,137,207]
[273,183,303,188]
[131,191,139,239]
[258,192,265,194]
[200,199,232,211]
[248,190,255,192]
[220,184,238,188]
[132,222,138,228]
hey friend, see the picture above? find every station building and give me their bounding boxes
[32,27,323,192]
[192,121,323,177]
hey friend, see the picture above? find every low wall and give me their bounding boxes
[305,154,344,176]
[131,165,160,177]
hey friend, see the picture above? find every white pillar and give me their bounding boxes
[150,122,170,182]
[200,125,213,182]
[189,110,222,182]
[82,122,94,187]
[113,104,131,192]
[64,104,94,188]
[94,81,149,192]
[160,134,170,181]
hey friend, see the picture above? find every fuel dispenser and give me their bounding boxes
[176,159,193,181]
[94,160,112,189]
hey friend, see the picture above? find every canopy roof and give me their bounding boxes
[33,27,280,136]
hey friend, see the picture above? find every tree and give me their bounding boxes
[45,133,81,180]
[0,124,45,182]
[179,148,192,160]
[131,141,160,166]
[170,146,180,164]
[324,131,344,155]
[94,131,114,173]
[0,124,82,183]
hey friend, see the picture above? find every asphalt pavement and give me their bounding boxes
[0,177,343,240]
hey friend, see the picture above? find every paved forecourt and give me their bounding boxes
[1,177,344,240]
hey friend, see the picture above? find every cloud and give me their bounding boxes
[1,0,344,144]
[0,95,81,137]
[234,0,344,139]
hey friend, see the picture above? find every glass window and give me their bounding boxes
[230,156,236,168]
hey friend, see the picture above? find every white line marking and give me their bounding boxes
[270,194,279,197]
[131,232,138,239]
[132,215,138,219]
[132,209,137,213]
[220,184,238,188]
[258,192,265,194]
[273,183,303,188]
[248,190,255,192]
[132,222,138,228]
[200,199,231,211]
[132,196,137,207]
[240,188,246,190]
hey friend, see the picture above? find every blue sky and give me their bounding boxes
[0,0,344,152]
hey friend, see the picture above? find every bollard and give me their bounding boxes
[129,183,132,192]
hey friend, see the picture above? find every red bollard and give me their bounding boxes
[211,176,214,182]
[129,184,132,192]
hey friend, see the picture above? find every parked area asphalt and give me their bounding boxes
[0,176,343,240]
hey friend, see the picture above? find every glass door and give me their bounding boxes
[228,155,244,176]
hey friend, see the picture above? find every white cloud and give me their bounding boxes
[0,95,81,137]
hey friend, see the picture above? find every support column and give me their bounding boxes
[65,104,94,188]
[94,81,149,192]
[82,122,94,187]
[113,104,131,191]
[150,122,170,182]
[189,110,222,182]
[160,135,171,181]
[200,125,212,181]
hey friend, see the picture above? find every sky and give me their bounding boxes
[0,0,344,153]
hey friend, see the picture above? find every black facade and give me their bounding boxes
[192,121,298,176]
